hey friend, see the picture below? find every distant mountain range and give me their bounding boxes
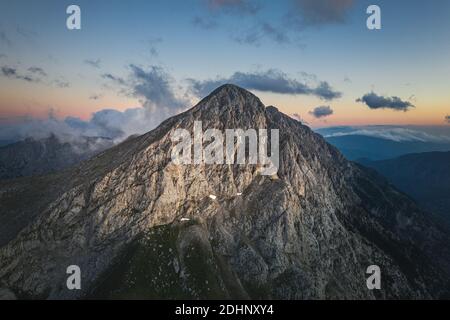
[0,135,114,180]
[1,85,450,299]
[359,152,450,221]
[321,134,450,161]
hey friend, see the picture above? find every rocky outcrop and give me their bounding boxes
[0,85,449,299]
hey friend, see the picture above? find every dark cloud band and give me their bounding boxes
[356,92,415,111]
[188,69,341,100]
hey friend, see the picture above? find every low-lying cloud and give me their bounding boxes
[188,69,341,100]
[0,107,162,145]
[317,126,450,143]
[356,92,415,111]
[0,64,192,145]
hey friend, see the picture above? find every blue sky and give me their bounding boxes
[0,0,449,140]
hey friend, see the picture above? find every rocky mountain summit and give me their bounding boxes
[1,84,450,299]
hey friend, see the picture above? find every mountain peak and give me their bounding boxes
[193,84,265,116]
[204,84,260,104]
[210,83,251,95]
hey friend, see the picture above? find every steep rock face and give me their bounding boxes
[0,85,449,299]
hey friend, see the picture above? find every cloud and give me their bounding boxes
[292,0,355,27]
[0,108,155,144]
[1,66,36,82]
[127,64,188,111]
[309,105,333,118]
[95,64,190,139]
[1,66,16,77]
[1,64,191,145]
[84,59,101,68]
[445,115,450,124]
[2,65,72,88]
[53,79,70,88]
[102,73,126,85]
[188,69,341,100]
[28,67,47,77]
[356,92,415,111]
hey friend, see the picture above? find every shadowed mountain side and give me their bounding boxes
[359,151,450,220]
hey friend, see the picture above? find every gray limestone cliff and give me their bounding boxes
[0,85,449,299]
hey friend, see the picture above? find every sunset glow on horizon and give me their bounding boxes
[1,0,449,134]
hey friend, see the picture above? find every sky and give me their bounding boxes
[0,0,450,141]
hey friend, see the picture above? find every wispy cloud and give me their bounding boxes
[1,66,36,82]
[356,92,415,111]
[128,64,188,111]
[28,67,47,77]
[102,73,126,85]
[188,69,341,100]
[2,63,193,144]
[99,64,190,135]
[0,108,152,144]
[1,64,72,88]
[52,79,70,88]
[309,105,333,118]
[84,59,101,68]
